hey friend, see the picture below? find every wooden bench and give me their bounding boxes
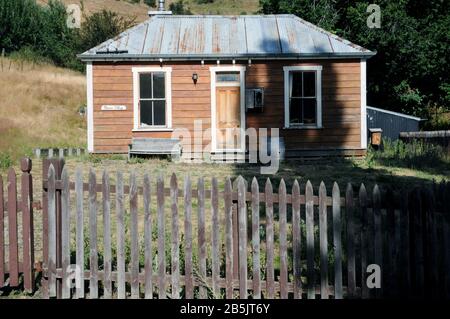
[128,138,182,161]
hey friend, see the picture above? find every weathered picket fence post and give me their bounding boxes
[21,158,35,292]
[42,158,65,298]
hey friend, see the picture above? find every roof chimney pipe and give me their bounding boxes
[148,0,172,16]
[158,0,165,11]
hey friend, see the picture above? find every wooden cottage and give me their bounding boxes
[79,12,375,161]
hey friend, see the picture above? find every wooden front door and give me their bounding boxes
[216,86,242,151]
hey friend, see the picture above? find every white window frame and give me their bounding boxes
[132,67,173,131]
[283,66,323,129]
[210,66,246,153]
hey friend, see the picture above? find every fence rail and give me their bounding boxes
[41,161,450,299]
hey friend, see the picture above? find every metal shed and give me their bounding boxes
[367,106,423,141]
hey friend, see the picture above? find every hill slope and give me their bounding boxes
[38,0,260,22]
[0,58,86,163]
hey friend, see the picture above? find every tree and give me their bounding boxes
[259,0,450,118]
[169,1,192,15]
[259,0,339,31]
[77,10,136,52]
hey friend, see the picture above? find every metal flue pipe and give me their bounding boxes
[158,0,165,11]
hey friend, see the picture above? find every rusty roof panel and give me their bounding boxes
[82,15,374,59]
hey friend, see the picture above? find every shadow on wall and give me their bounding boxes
[243,38,356,158]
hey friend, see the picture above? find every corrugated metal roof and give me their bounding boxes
[79,15,375,61]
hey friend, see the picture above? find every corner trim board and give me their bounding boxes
[87,62,94,153]
[360,59,367,149]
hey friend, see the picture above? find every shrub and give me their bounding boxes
[366,138,448,170]
[0,153,13,170]
[143,0,156,7]
[77,10,136,53]
[169,1,192,15]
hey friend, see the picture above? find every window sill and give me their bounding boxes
[283,126,323,130]
[133,128,174,132]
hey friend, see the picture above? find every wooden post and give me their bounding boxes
[170,173,180,299]
[75,167,84,299]
[251,178,261,299]
[373,185,383,298]
[61,168,70,299]
[129,171,139,299]
[157,175,166,299]
[237,176,247,299]
[47,165,56,297]
[319,182,328,299]
[21,158,35,292]
[102,170,112,299]
[346,183,356,298]
[184,175,193,299]
[7,168,19,287]
[88,169,98,299]
[197,177,207,299]
[359,184,369,299]
[265,178,275,298]
[211,177,220,298]
[116,171,125,299]
[143,173,153,299]
[332,182,343,299]
[305,180,315,299]
[224,177,233,299]
[292,180,302,299]
[42,158,65,298]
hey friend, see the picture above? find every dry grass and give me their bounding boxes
[0,58,86,161]
[38,0,260,23]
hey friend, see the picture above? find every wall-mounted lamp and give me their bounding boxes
[192,72,199,84]
[159,58,163,67]
[201,60,205,67]
[248,59,252,66]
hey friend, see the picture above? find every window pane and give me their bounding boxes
[216,72,240,82]
[140,100,153,126]
[153,100,166,126]
[303,99,316,124]
[303,72,316,97]
[289,98,302,124]
[291,72,303,97]
[140,74,152,99]
[153,73,165,99]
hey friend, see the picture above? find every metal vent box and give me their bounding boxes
[246,88,264,110]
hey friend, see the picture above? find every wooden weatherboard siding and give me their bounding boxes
[92,60,361,154]
[246,60,362,150]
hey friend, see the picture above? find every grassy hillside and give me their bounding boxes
[0,58,86,166]
[38,0,260,22]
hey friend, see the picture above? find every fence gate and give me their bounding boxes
[41,161,450,299]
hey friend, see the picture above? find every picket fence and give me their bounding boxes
[0,158,449,299]
[39,160,450,299]
[0,158,35,292]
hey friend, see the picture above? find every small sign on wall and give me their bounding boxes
[101,105,127,111]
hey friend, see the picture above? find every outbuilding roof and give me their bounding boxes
[79,14,375,61]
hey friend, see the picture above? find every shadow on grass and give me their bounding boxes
[231,157,447,195]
